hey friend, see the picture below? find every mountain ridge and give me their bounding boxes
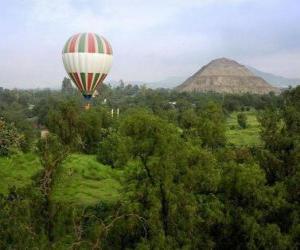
[247,66,300,88]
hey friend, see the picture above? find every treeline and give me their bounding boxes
[0,82,299,249]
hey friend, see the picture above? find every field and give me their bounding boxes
[52,154,122,205]
[0,153,122,206]
[0,153,41,194]
[226,111,262,147]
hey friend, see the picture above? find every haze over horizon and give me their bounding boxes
[0,0,299,89]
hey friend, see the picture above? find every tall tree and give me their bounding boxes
[36,134,68,242]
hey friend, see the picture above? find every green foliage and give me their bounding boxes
[0,85,299,249]
[0,118,21,156]
[61,77,75,95]
[47,100,113,153]
[47,100,82,149]
[37,133,67,172]
[97,130,131,168]
[0,101,36,153]
[258,87,300,183]
[200,102,226,148]
[79,107,112,154]
[0,153,41,193]
[226,111,261,146]
[237,112,247,128]
[52,154,122,205]
[179,103,226,148]
[0,186,48,249]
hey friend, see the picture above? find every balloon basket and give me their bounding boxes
[84,103,91,110]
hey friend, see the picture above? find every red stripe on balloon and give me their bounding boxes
[88,33,96,53]
[69,73,82,92]
[73,72,83,91]
[69,34,80,53]
[69,73,80,91]
[92,73,105,90]
[87,73,93,91]
[96,73,107,88]
[102,38,112,55]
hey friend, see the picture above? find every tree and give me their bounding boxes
[197,102,226,148]
[0,186,47,249]
[47,100,82,150]
[79,107,112,154]
[97,130,131,168]
[36,134,68,242]
[237,112,247,129]
[61,77,74,95]
[258,87,300,183]
[0,118,21,156]
[116,110,220,248]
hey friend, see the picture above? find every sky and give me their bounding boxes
[0,0,299,89]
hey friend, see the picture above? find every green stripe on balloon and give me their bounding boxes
[80,72,87,90]
[78,33,86,52]
[63,37,71,53]
[91,73,100,90]
[95,35,104,53]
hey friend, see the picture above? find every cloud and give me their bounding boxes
[26,0,256,33]
[0,0,298,88]
[243,49,300,78]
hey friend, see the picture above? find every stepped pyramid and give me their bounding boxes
[176,58,279,94]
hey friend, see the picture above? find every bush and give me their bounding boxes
[0,118,21,156]
[97,131,131,168]
[237,113,247,129]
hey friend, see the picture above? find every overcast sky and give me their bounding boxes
[0,0,299,89]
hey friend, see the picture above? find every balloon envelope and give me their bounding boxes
[62,33,113,99]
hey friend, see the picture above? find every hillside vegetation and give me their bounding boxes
[226,111,262,146]
[0,154,121,205]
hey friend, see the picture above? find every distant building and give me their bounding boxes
[41,129,49,139]
[28,104,35,110]
[168,101,177,108]
[92,90,99,98]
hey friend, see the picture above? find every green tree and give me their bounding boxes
[237,112,247,129]
[117,110,220,248]
[47,100,82,150]
[0,187,47,249]
[97,130,131,168]
[0,118,21,156]
[36,134,68,242]
[61,77,75,95]
[198,102,226,148]
[79,107,112,154]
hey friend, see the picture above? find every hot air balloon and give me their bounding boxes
[62,33,113,103]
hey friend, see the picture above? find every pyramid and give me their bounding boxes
[176,58,279,94]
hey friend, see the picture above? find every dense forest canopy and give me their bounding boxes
[0,82,299,249]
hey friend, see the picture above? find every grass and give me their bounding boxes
[226,111,262,147]
[52,154,122,205]
[0,153,122,206]
[0,153,42,193]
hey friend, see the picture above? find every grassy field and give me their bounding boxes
[0,153,42,194]
[0,153,122,206]
[226,111,262,147]
[52,154,122,205]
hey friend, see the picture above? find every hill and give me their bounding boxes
[247,66,300,88]
[0,154,122,206]
[176,58,280,94]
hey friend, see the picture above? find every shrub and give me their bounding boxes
[0,118,21,156]
[237,113,247,129]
